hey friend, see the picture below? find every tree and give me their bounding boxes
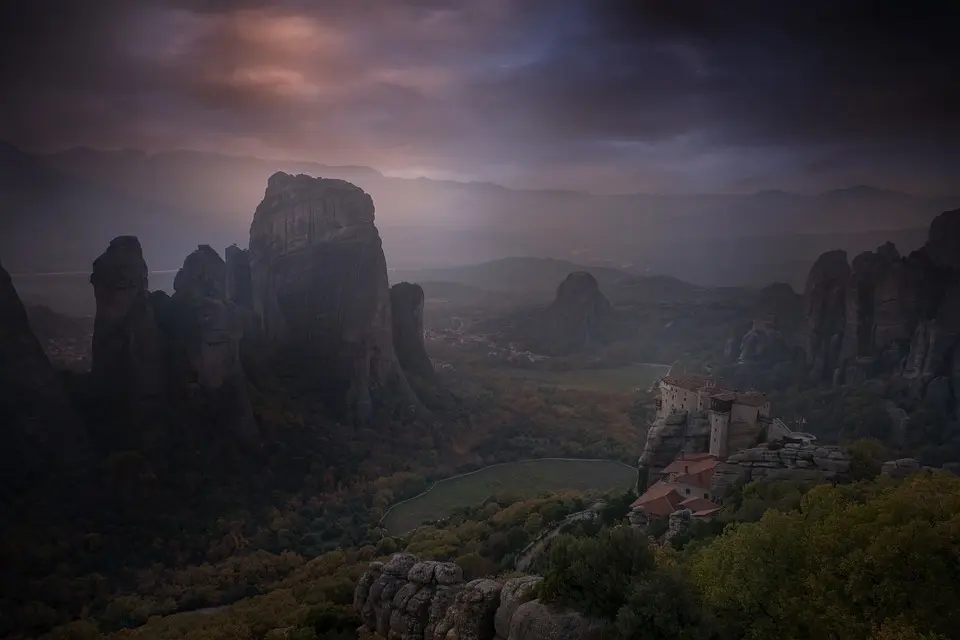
[540,526,656,619]
[690,473,960,640]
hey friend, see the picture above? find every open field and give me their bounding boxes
[382,458,638,535]
[506,362,671,392]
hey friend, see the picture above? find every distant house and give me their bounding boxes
[630,452,723,520]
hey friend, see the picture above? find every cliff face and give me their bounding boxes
[542,271,616,354]
[248,172,418,423]
[161,245,259,442]
[90,236,169,453]
[711,442,852,497]
[0,259,94,474]
[804,210,960,415]
[390,282,435,381]
[90,238,258,454]
[354,554,599,640]
[638,409,768,486]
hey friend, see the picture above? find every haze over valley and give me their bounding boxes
[3,2,960,640]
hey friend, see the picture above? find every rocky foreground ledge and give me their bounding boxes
[354,553,601,640]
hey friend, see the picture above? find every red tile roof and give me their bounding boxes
[679,497,718,512]
[630,481,686,518]
[663,455,720,478]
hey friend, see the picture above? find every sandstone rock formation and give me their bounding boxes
[803,209,960,416]
[880,458,923,478]
[639,409,767,485]
[247,172,419,423]
[0,259,94,474]
[711,442,852,497]
[224,244,253,308]
[805,249,851,382]
[738,316,791,364]
[541,271,616,354]
[90,236,169,452]
[162,245,258,441]
[355,553,597,640]
[390,282,435,381]
[90,238,258,453]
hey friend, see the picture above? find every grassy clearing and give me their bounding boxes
[506,362,671,392]
[382,458,637,535]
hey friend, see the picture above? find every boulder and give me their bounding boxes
[431,579,502,640]
[880,458,922,478]
[495,577,542,639]
[663,509,694,546]
[247,172,420,423]
[506,600,601,640]
[0,259,94,474]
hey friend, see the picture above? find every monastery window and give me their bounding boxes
[704,493,709,499]
[685,488,690,495]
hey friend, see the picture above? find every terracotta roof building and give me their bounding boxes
[631,452,723,520]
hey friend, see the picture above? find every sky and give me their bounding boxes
[2,0,958,195]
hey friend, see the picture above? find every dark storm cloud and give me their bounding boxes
[1,0,957,193]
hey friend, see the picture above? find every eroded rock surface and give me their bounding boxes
[0,260,94,474]
[248,172,419,423]
[541,271,616,354]
[163,245,258,441]
[90,238,259,453]
[391,282,435,381]
[355,554,593,640]
[90,236,169,452]
[711,442,852,496]
[802,210,960,417]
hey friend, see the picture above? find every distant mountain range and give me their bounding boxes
[3,142,956,287]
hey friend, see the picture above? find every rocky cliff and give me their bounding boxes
[90,236,170,453]
[90,238,258,453]
[711,442,852,497]
[638,409,767,486]
[541,271,616,354]
[804,210,960,415]
[247,172,419,423]
[0,259,94,475]
[354,554,599,640]
[161,245,259,442]
[390,282,435,381]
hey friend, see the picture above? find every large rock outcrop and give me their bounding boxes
[639,410,713,485]
[803,210,960,415]
[90,236,169,452]
[711,442,852,497]
[355,554,597,640]
[638,408,767,486]
[541,271,615,354]
[0,259,94,475]
[248,172,419,423]
[90,238,258,453]
[161,245,259,442]
[805,249,851,382]
[390,282,435,381]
